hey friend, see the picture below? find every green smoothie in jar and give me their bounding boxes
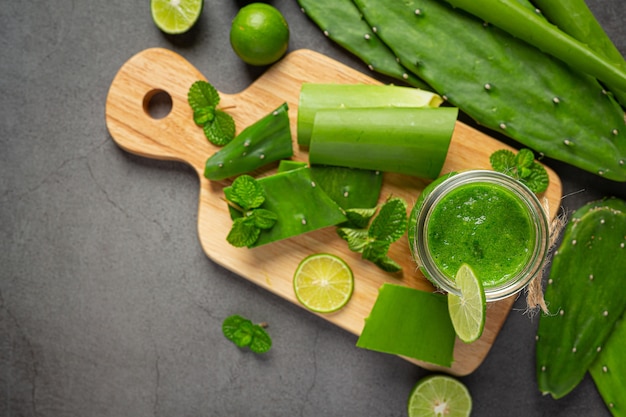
[409,170,550,301]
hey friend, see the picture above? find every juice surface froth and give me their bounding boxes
[426,182,535,287]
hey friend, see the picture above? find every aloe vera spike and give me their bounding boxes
[530,0,626,107]
[224,167,347,247]
[308,107,457,179]
[589,314,626,416]
[442,0,626,94]
[351,0,626,181]
[204,103,293,181]
[295,0,429,90]
[536,197,626,399]
[297,83,443,146]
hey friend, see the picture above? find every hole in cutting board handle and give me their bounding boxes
[143,89,172,119]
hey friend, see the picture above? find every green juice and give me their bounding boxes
[426,182,535,287]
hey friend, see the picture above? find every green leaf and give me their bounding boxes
[249,325,272,353]
[515,148,535,169]
[368,197,407,242]
[193,107,215,126]
[362,239,391,264]
[372,255,402,273]
[204,111,236,146]
[489,149,516,175]
[222,314,272,353]
[251,209,278,230]
[344,207,378,229]
[227,217,261,248]
[522,162,550,194]
[188,80,220,112]
[337,227,370,252]
[229,175,266,210]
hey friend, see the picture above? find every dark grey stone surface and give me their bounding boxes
[2,1,625,416]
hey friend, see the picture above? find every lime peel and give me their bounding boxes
[448,263,486,343]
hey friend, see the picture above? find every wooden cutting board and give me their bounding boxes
[105,47,563,376]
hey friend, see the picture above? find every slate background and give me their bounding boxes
[2,1,626,416]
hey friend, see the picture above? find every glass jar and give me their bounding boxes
[409,170,550,302]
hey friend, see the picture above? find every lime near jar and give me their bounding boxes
[408,170,550,302]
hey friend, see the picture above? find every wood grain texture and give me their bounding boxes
[105,48,563,376]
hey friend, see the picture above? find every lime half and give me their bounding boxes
[448,263,486,343]
[408,375,472,417]
[151,0,203,35]
[293,253,354,313]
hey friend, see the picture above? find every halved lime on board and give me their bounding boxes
[448,263,486,343]
[408,375,472,417]
[293,253,354,313]
[151,0,203,35]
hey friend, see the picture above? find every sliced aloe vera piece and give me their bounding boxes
[357,283,456,367]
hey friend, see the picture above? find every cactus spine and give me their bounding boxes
[536,197,626,399]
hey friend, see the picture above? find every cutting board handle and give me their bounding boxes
[105,48,219,175]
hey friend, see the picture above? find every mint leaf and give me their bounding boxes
[204,110,236,146]
[188,81,235,146]
[188,80,220,111]
[227,217,261,248]
[490,148,549,194]
[337,196,408,272]
[222,315,272,353]
[251,209,278,229]
[337,227,369,252]
[344,207,377,229]
[489,149,516,175]
[229,175,265,210]
[368,197,407,242]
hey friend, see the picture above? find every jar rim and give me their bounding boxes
[412,170,550,302]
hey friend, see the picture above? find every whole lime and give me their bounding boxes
[230,3,290,66]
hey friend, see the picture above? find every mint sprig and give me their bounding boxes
[225,175,277,248]
[337,196,408,272]
[222,315,272,354]
[489,148,549,194]
[188,81,235,146]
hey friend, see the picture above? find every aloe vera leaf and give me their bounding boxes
[536,197,626,399]
[277,160,383,209]
[356,283,456,367]
[308,107,457,179]
[297,83,443,146]
[530,0,626,107]
[204,103,293,181]
[351,0,626,182]
[224,167,347,247]
[295,0,429,90]
[589,315,626,416]
[441,0,626,94]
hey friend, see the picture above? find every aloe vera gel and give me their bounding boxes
[410,170,550,301]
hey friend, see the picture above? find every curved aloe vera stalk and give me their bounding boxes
[589,315,626,416]
[295,0,428,90]
[297,83,443,146]
[351,0,626,181]
[530,0,626,107]
[308,107,457,179]
[225,167,347,247]
[441,0,626,94]
[536,197,626,399]
[204,103,292,181]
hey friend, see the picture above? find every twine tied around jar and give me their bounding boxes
[524,197,567,315]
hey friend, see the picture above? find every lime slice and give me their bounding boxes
[293,253,354,313]
[448,263,486,343]
[151,0,203,35]
[408,375,472,417]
